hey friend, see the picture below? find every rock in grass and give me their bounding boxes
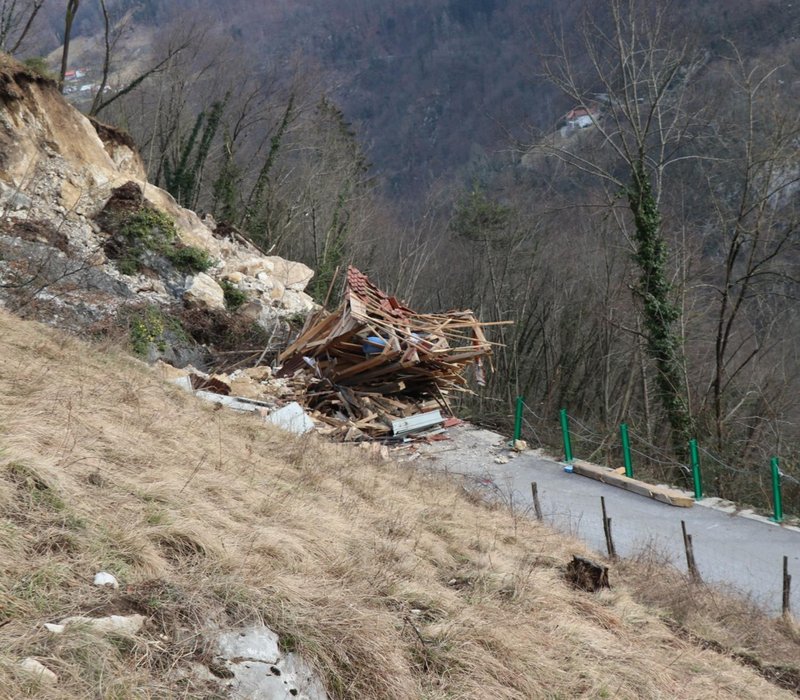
[93,571,119,589]
[44,614,145,635]
[18,658,57,685]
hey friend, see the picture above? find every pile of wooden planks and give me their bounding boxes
[277,266,499,440]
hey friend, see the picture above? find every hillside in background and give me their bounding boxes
[21,0,800,199]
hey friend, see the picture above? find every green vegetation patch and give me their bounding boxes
[127,305,186,358]
[6,462,65,513]
[166,244,212,274]
[21,56,55,80]
[99,183,214,276]
[220,279,246,310]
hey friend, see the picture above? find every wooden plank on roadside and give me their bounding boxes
[571,459,694,508]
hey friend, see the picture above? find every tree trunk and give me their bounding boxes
[629,162,692,468]
[59,0,80,93]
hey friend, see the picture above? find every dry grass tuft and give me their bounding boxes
[0,308,798,698]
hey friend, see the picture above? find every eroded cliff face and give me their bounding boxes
[0,55,315,363]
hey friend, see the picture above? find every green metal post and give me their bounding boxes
[689,439,702,501]
[560,409,573,463]
[513,396,524,442]
[771,457,783,523]
[620,423,633,478]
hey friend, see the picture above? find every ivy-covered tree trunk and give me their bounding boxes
[629,162,692,466]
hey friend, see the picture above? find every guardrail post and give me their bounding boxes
[771,456,783,523]
[689,439,702,500]
[513,396,524,442]
[620,423,632,478]
[560,409,573,463]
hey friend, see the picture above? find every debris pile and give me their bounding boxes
[275,267,495,440]
[162,267,499,442]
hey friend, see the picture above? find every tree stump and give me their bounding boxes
[566,555,610,592]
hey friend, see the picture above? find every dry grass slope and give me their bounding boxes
[0,308,796,699]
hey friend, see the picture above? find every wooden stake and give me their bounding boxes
[681,520,701,583]
[531,482,543,521]
[322,264,341,310]
[601,496,616,559]
[783,555,792,617]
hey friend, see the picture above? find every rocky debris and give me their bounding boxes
[3,219,70,253]
[93,571,119,589]
[18,658,58,686]
[44,613,146,636]
[183,272,226,311]
[263,256,315,292]
[0,180,33,211]
[214,626,328,700]
[0,235,132,331]
[0,55,317,342]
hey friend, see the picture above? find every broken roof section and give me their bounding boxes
[277,266,497,439]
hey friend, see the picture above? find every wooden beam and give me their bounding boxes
[571,459,694,508]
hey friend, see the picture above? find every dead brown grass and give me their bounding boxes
[619,549,800,693]
[0,308,797,699]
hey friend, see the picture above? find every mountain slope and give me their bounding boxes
[0,310,795,698]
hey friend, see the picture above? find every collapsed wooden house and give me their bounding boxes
[277,267,497,440]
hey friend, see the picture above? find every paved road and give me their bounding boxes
[418,425,800,614]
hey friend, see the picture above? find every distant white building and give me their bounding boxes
[63,68,87,82]
[563,105,600,129]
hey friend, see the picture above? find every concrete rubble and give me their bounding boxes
[265,402,315,435]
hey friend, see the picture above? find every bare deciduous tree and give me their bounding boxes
[540,0,710,462]
[58,0,79,91]
[0,0,45,55]
[693,49,800,455]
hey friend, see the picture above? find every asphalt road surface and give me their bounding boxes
[418,424,799,614]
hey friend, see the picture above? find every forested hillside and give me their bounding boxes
[6,0,800,512]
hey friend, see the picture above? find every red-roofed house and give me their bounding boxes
[564,105,600,129]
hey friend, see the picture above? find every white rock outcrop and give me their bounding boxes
[183,273,226,311]
[0,57,317,335]
[215,626,328,700]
